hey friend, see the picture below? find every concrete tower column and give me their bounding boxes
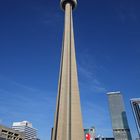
[52,0,84,140]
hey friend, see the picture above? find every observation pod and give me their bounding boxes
[60,0,77,10]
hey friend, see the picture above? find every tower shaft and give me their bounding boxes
[52,2,84,140]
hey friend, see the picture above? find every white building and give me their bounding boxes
[84,127,96,140]
[12,121,37,140]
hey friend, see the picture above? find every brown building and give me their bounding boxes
[0,125,24,140]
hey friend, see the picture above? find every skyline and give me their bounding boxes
[0,0,140,140]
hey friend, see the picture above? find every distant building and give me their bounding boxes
[130,98,140,138]
[0,124,24,140]
[107,91,132,140]
[50,128,53,140]
[12,121,37,140]
[95,138,114,140]
[84,127,95,140]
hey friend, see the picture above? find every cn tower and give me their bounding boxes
[51,0,84,140]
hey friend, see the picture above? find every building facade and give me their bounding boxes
[84,127,95,140]
[12,121,37,140]
[130,98,140,138]
[95,138,114,140]
[107,92,132,140]
[0,125,24,140]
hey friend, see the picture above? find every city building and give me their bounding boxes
[12,121,37,140]
[95,137,114,140]
[51,0,84,140]
[0,124,24,140]
[130,98,140,138]
[84,127,95,140]
[107,91,132,140]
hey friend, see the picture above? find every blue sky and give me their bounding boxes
[0,0,140,139]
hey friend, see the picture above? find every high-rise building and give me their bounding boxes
[107,91,132,140]
[84,127,95,140]
[135,138,140,140]
[130,98,140,138]
[0,124,24,140]
[51,0,84,140]
[12,121,37,140]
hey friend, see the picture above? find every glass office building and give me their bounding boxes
[12,121,37,140]
[130,98,140,138]
[107,92,132,140]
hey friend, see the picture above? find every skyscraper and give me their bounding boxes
[12,121,37,140]
[52,0,84,140]
[130,98,140,138]
[107,92,132,140]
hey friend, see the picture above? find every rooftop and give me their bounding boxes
[107,91,121,95]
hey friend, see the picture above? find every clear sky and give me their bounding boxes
[0,0,140,139]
